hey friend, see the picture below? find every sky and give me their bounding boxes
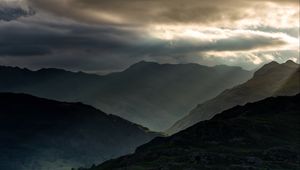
[0,0,299,73]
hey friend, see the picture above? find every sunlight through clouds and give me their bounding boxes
[0,0,299,72]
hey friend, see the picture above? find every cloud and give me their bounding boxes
[1,19,295,56]
[0,16,152,72]
[0,13,298,71]
[0,18,141,55]
[26,0,299,28]
[0,1,35,21]
[0,0,298,72]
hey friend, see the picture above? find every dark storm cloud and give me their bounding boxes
[0,45,49,56]
[0,19,292,57]
[0,7,35,21]
[0,19,140,57]
[202,34,287,52]
[0,16,153,71]
[26,0,299,26]
[0,0,298,72]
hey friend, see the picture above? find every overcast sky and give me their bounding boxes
[0,0,299,73]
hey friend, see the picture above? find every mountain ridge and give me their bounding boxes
[167,60,300,134]
[0,61,252,131]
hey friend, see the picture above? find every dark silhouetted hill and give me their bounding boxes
[0,93,158,170]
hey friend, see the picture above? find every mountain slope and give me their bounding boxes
[168,60,300,134]
[0,62,252,131]
[88,94,300,170]
[0,93,158,170]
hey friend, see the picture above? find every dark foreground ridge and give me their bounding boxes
[87,94,300,170]
[0,93,158,170]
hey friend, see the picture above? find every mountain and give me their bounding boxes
[167,60,300,134]
[0,61,252,131]
[0,93,158,170]
[85,94,300,170]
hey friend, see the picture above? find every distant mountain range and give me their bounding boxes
[86,94,300,170]
[0,61,252,131]
[168,60,300,134]
[0,93,158,170]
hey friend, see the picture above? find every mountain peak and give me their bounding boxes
[263,60,279,67]
[253,61,280,76]
[283,60,299,68]
[127,61,159,69]
[254,60,299,77]
[38,67,66,72]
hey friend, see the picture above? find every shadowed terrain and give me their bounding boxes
[86,94,300,170]
[0,93,158,170]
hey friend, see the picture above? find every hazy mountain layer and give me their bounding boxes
[0,61,252,131]
[87,94,300,170]
[0,93,158,170]
[168,61,300,134]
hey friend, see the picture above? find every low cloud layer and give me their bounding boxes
[0,0,299,72]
